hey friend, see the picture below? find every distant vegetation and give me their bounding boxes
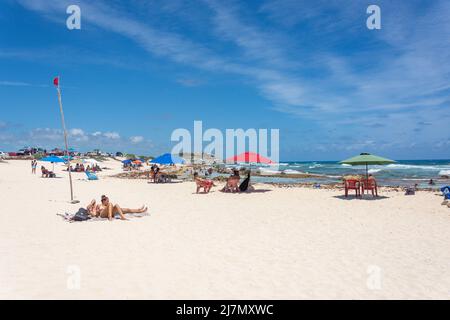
[33,154,45,160]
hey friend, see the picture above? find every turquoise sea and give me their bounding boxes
[237,159,450,188]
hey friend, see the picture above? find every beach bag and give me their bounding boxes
[441,186,450,200]
[73,208,91,221]
[405,187,415,195]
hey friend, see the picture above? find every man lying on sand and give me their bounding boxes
[87,195,147,221]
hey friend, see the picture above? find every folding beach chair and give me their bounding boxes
[223,176,240,193]
[85,171,99,181]
[195,178,214,193]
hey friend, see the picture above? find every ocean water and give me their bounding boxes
[237,159,450,188]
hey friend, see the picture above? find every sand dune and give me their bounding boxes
[0,159,449,299]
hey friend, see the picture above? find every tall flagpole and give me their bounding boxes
[54,76,76,203]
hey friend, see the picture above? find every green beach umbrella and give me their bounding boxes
[340,152,396,181]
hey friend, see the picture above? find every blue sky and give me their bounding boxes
[0,0,449,160]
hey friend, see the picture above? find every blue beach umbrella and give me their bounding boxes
[41,156,65,163]
[150,153,185,165]
[41,156,65,171]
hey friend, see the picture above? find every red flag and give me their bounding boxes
[53,77,59,87]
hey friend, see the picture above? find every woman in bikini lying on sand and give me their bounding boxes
[87,195,147,221]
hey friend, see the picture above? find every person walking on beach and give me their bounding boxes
[31,159,37,174]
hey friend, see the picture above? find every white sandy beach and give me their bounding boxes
[0,159,449,299]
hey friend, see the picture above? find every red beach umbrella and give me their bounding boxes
[225,152,274,164]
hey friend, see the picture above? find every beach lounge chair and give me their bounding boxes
[150,170,167,183]
[361,178,378,197]
[195,178,214,193]
[85,171,99,181]
[223,176,240,193]
[41,167,56,178]
[344,179,361,197]
[155,173,171,183]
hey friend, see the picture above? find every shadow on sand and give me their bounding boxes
[220,189,273,194]
[243,189,272,194]
[194,189,273,195]
[147,180,184,184]
[333,194,389,201]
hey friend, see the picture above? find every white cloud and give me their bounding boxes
[176,78,203,87]
[130,136,144,144]
[29,128,62,141]
[70,128,85,136]
[0,80,48,87]
[1,126,154,154]
[15,0,450,117]
[103,132,120,140]
[0,81,31,86]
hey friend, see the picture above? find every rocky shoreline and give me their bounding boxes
[109,170,441,192]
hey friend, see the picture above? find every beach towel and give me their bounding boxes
[89,212,149,222]
[441,186,450,199]
[58,211,149,223]
[85,171,99,181]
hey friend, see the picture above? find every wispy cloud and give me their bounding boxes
[15,0,449,115]
[130,136,144,144]
[176,78,203,87]
[0,123,152,152]
[0,80,48,87]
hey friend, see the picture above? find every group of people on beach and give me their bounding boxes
[33,159,102,176]
[194,168,251,194]
[123,162,143,171]
[30,159,148,221]
[67,163,102,172]
[148,164,172,183]
[86,195,148,221]
[149,164,161,182]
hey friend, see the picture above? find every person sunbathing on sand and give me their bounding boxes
[96,195,147,221]
[87,199,102,217]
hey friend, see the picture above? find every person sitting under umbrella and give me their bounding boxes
[41,166,56,178]
[151,164,162,183]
